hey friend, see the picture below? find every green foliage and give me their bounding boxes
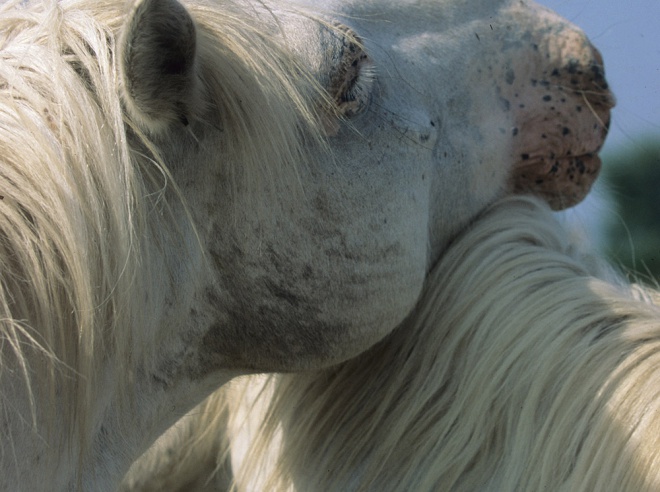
[602,137,660,283]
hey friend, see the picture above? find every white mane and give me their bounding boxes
[0,0,323,460]
[146,196,660,491]
[0,0,158,444]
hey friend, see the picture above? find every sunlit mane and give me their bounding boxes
[0,0,323,454]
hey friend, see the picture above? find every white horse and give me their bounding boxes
[0,0,611,490]
[120,1,623,491]
[126,196,660,492]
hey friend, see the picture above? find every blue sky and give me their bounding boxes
[540,0,660,152]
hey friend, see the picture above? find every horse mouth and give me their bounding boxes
[510,61,615,209]
[513,92,613,211]
[503,30,615,211]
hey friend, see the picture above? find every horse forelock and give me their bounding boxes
[188,0,329,209]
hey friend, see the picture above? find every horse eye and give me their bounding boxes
[328,26,376,118]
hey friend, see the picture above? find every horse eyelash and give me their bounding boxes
[343,60,376,102]
[338,57,376,117]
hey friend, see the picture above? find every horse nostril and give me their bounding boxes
[578,45,616,112]
[589,63,608,91]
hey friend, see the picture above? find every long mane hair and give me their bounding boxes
[180,196,660,491]
[0,0,323,454]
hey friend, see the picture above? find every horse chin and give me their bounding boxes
[513,152,603,210]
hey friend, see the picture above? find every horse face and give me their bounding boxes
[122,0,613,373]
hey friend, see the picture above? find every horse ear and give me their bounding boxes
[120,0,199,132]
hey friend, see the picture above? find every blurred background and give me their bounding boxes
[540,0,660,283]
